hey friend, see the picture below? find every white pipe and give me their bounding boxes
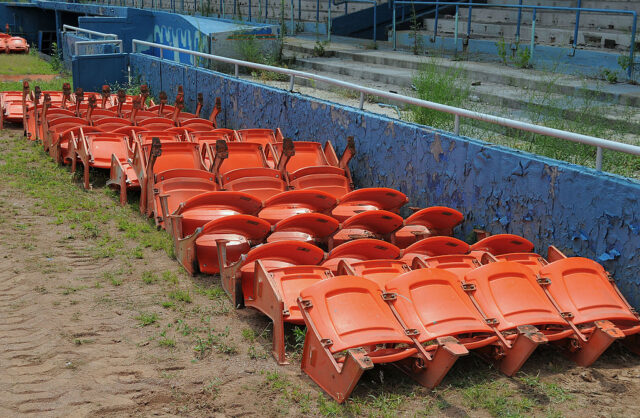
[74,40,124,56]
[63,24,118,39]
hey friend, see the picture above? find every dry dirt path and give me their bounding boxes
[0,127,639,417]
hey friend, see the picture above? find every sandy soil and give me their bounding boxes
[1,126,639,417]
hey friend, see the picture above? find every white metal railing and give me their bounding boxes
[74,40,124,56]
[131,39,640,170]
[62,24,118,39]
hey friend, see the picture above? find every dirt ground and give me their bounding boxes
[1,126,640,417]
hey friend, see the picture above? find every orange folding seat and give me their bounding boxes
[219,241,326,308]
[47,122,97,164]
[297,275,467,403]
[338,259,410,288]
[322,238,401,273]
[152,169,219,228]
[329,210,404,249]
[392,207,464,249]
[71,129,132,190]
[127,139,208,214]
[258,189,337,225]
[470,234,565,275]
[463,261,621,366]
[137,116,176,130]
[189,129,239,146]
[330,187,408,222]
[0,91,26,127]
[169,191,262,240]
[384,268,545,376]
[236,128,282,146]
[173,214,270,277]
[218,240,329,364]
[7,35,28,53]
[210,140,288,201]
[268,213,340,248]
[135,130,182,147]
[400,236,470,265]
[538,258,640,355]
[93,116,132,131]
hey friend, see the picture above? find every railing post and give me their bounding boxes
[327,1,331,41]
[235,63,239,76]
[359,92,365,109]
[316,0,319,24]
[530,8,536,64]
[392,0,396,50]
[160,48,164,59]
[629,13,637,79]
[466,0,472,39]
[454,4,458,53]
[265,0,268,21]
[573,0,581,50]
[249,0,252,21]
[596,146,603,171]
[433,0,439,40]
[373,3,377,42]
[289,75,295,91]
[454,114,460,135]
[298,0,301,21]
[515,0,522,43]
[290,0,294,34]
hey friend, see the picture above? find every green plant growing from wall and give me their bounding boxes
[514,46,531,69]
[496,37,508,65]
[408,4,424,55]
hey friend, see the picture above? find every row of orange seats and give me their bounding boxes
[4,83,639,403]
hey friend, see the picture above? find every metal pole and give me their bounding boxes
[298,0,301,21]
[328,2,331,41]
[466,0,472,38]
[316,0,319,23]
[530,8,536,63]
[249,0,252,20]
[629,14,637,79]
[373,4,376,42]
[289,75,295,91]
[290,0,294,34]
[265,0,268,21]
[573,0,581,50]
[454,114,460,135]
[392,0,396,50]
[235,63,239,76]
[359,92,365,109]
[454,5,458,53]
[596,146,603,170]
[515,0,522,43]
[433,0,439,39]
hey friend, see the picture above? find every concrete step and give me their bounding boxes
[423,17,635,50]
[447,7,637,32]
[279,49,640,143]
[283,36,640,107]
[288,53,640,136]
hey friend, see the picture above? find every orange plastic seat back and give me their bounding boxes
[156,177,218,217]
[337,188,408,211]
[269,213,340,243]
[218,142,269,175]
[299,276,413,355]
[150,142,203,173]
[538,258,638,325]
[138,131,181,145]
[323,239,400,273]
[291,174,351,198]
[341,210,404,235]
[277,141,328,172]
[405,207,463,231]
[464,261,566,331]
[417,254,481,279]
[237,128,277,147]
[470,234,535,255]
[495,253,547,275]
[403,236,470,258]
[385,269,494,343]
[346,260,410,288]
[259,190,337,225]
[267,266,333,322]
[84,132,130,167]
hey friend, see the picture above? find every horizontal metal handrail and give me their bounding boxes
[392,1,637,78]
[62,24,118,39]
[132,39,640,169]
[74,40,124,55]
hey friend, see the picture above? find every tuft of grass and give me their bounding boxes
[411,58,469,129]
[142,271,158,284]
[194,284,226,300]
[168,289,192,303]
[162,270,179,285]
[159,338,176,348]
[136,312,159,327]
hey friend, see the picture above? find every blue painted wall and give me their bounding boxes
[129,51,640,308]
[72,53,128,92]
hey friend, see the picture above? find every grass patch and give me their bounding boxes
[168,289,192,303]
[142,271,158,284]
[0,54,58,75]
[136,312,159,326]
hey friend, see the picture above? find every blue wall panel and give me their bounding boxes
[71,53,128,93]
[160,61,185,102]
[130,54,640,308]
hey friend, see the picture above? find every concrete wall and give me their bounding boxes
[130,52,640,308]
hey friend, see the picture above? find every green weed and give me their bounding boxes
[168,289,192,303]
[142,271,158,284]
[136,312,159,326]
